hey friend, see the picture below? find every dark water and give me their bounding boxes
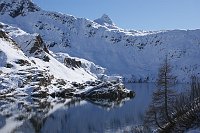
[40,83,155,133]
[0,83,189,133]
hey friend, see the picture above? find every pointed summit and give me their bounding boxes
[94,14,114,26]
[0,0,40,18]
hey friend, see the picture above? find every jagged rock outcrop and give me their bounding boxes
[94,14,113,25]
[0,0,40,17]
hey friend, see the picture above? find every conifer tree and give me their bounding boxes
[145,56,177,130]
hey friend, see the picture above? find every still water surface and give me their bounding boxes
[0,83,189,133]
[41,83,155,133]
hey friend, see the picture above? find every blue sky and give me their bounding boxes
[32,0,200,31]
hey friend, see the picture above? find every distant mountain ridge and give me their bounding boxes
[0,0,200,82]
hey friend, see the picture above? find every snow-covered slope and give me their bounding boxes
[0,21,126,98]
[0,0,200,82]
[0,23,106,96]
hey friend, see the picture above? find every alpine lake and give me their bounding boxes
[0,83,189,133]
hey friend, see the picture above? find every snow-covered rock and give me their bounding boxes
[94,14,118,29]
[0,0,40,18]
[81,82,134,100]
[94,14,113,25]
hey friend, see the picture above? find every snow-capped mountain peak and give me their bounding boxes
[94,14,114,25]
[0,0,40,17]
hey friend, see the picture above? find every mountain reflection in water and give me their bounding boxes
[0,83,157,133]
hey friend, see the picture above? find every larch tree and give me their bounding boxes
[145,55,177,131]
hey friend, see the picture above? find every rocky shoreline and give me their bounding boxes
[31,80,135,101]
